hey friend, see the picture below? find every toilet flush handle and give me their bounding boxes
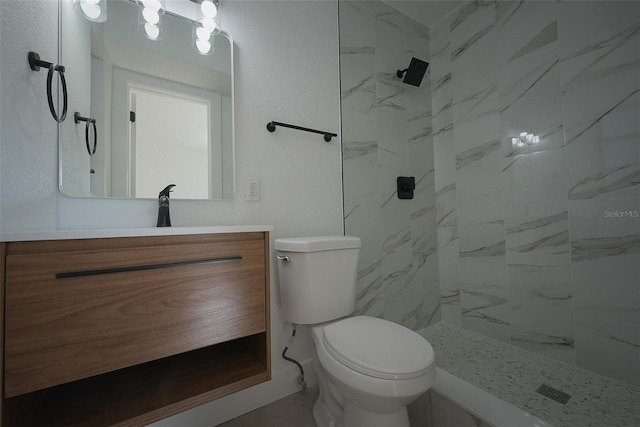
[277,255,291,263]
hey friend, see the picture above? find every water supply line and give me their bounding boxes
[282,324,307,390]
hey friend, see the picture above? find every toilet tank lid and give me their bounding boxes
[274,236,361,252]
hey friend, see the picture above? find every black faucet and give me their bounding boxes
[157,184,176,227]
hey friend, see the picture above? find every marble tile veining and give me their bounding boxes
[559,1,640,202]
[341,0,438,329]
[430,0,639,387]
[506,256,575,364]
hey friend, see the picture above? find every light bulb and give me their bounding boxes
[200,17,219,34]
[196,26,211,41]
[80,1,102,20]
[201,0,218,18]
[73,0,107,22]
[142,8,160,24]
[140,0,164,12]
[196,38,212,54]
[144,23,160,40]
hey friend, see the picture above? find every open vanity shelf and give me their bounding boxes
[0,230,271,426]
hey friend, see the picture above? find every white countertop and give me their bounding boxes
[0,225,273,242]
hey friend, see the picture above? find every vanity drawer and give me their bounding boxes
[4,236,267,398]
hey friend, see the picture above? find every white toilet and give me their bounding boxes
[274,236,435,427]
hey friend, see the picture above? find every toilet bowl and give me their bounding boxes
[274,236,436,427]
[309,316,435,427]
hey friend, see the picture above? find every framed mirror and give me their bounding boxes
[59,0,234,200]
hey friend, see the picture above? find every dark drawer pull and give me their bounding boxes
[55,256,243,279]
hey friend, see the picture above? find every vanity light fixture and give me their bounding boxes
[137,0,166,41]
[193,0,220,55]
[72,0,107,22]
[72,0,224,49]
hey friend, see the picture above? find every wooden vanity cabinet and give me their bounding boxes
[0,232,271,426]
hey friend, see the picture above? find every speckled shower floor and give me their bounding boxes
[418,322,640,427]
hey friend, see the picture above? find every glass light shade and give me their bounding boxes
[199,17,220,34]
[196,26,211,41]
[193,21,216,55]
[144,23,161,40]
[137,0,166,14]
[142,7,160,24]
[196,39,212,55]
[73,0,107,22]
[138,6,164,40]
[140,0,164,12]
[200,0,218,18]
[194,0,221,53]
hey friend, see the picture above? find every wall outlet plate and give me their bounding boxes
[245,177,260,201]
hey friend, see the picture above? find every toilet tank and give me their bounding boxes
[274,236,361,325]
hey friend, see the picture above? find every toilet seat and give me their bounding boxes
[322,316,435,380]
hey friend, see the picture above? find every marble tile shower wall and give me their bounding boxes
[340,0,441,330]
[431,0,640,385]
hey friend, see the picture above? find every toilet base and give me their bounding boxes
[308,321,428,427]
[343,400,410,427]
[312,352,344,427]
[313,398,339,427]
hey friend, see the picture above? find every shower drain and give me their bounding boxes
[536,384,571,404]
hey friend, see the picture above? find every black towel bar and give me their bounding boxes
[267,121,337,142]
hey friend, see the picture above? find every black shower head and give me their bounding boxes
[397,57,429,87]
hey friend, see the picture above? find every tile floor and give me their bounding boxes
[216,386,434,427]
[217,386,318,427]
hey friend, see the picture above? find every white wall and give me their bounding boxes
[1,0,60,231]
[1,0,342,425]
